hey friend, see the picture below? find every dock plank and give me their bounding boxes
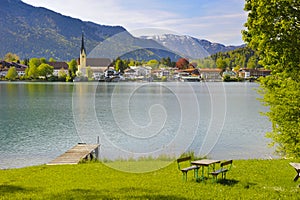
[47,144,100,165]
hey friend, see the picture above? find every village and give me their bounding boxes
[0,35,271,82]
[0,58,272,83]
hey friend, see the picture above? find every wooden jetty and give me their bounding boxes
[47,143,100,165]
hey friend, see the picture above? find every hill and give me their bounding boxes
[0,0,126,60]
[0,0,244,61]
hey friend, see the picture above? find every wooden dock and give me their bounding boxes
[47,143,100,165]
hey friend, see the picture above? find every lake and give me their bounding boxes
[0,81,274,169]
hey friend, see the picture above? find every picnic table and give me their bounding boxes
[191,159,220,181]
[290,163,300,182]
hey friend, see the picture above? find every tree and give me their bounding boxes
[160,57,172,67]
[29,58,41,68]
[58,68,67,81]
[147,59,159,69]
[243,0,300,158]
[216,58,227,71]
[176,58,189,69]
[128,59,136,67]
[115,59,123,72]
[246,56,257,69]
[4,52,19,62]
[86,66,93,80]
[28,66,38,79]
[68,59,77,79]
[5,67,18,80]
[49,57,56,62]
[40,57,47,64]
[37,63,54,80]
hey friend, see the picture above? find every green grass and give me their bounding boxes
[0,159,299,199]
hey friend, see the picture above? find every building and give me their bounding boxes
[130,66,152,77]
[123,68,136,79]
[47,62,69,77]
[238,68,271,79]
[199,68,222,81]
[77,34,111,80]
[0,61,28,78]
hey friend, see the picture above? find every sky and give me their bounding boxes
[21,0,247,45]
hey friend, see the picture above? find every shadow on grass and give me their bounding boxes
[240,181,257,189]
[49,187,188,199]
[217,179,240,186]
[137,194,188,199]
[0,184,30,194]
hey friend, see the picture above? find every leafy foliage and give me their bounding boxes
[58,68,67,81]
[193,47,262,70]
[243,0,300,158]
[68,59,77,79]
[5,67,18,80]
[4,52,20,62]
[86,66,93,80]
[176,58,189,69]
[37,63,54,80]
[115,59,127,73]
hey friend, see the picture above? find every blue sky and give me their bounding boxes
[22,0,247,45]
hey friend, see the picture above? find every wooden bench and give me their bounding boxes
[177,156,200,181]
[210,160,233,182]
[290,163,300,182]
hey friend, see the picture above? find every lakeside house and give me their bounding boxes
[238,68,271,79]
[199,68,222,81]
[0,60,28,77]
[123,66,152,80]
[47,61,69,77]
[123,68,136,79]
[223,70,237,78]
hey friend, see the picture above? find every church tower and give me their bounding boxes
[77,33,87,76]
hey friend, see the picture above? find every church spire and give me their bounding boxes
[81,32,86,54]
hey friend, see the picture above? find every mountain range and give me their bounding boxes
[141,35,244,59]
[0,0,244,61]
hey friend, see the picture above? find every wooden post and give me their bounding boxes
[95,136,100,159]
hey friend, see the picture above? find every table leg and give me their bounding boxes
[194,168,199,180]
[294,170,299,182]
[207,164,215,178]
[207,165,210,177]
[201,166,205,181]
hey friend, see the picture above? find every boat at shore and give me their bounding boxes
[181,76,201,82]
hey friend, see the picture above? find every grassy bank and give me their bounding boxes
[0,159,299,199]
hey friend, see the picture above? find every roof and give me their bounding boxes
[239,68,271,73]
[47,62,68,70]
[86,58,111,67]
[177,68,198,72]
[0,61,28,68]
[90,67,107,73]
[199,68,222,73]
[81,33,86,54]
[124,68,136,73]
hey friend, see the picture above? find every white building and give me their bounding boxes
[47,62,69,77]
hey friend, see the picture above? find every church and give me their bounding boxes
[77,34,112,80]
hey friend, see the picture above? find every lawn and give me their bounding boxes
[0,159,299,199]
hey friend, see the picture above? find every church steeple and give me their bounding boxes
[81,32,86,54]
[78,32,87,77]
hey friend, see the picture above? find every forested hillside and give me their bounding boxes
[0,0,126,60]
[194,47,261,70]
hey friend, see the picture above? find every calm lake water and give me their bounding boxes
[0,82,274,169]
